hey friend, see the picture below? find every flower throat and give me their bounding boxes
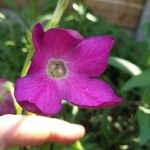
[46,60,66,78]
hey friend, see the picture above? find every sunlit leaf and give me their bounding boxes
[137,88,150,145]
[122,70,150,91]
[109,56,142,76]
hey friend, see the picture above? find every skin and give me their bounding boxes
[0,115,85,150]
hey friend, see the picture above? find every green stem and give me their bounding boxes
[21,48,34,77]
[21,28,33,77]
[45,0,71,29]
[71,106,84,150]
[71,106,79,122]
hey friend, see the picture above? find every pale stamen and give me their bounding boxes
[46,60,66,78]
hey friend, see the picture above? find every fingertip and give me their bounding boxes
[48,122,85,144]
[70,124,85,138]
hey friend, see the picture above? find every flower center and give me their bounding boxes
[46,60,66,78]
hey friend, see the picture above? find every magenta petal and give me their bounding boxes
[14,75,62,115]
[0,99,16,115]
[42,28,83,58]
[32,23,44,52]
[62,75,123,108]
[28,24,45,74]
[67,36,115,77]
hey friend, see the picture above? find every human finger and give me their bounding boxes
[0,115,85,148]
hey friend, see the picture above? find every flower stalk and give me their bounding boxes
[21,30,33,77]
[21,47,34,77]
[45,0,71,29]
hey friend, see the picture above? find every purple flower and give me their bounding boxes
[14,23,123,116]
[0,78,16,115]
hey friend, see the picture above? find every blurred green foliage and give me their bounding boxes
[0,0,150,149]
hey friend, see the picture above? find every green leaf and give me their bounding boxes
[109,56,142,76]
[137,88,150,145]
[122,70,150,91]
